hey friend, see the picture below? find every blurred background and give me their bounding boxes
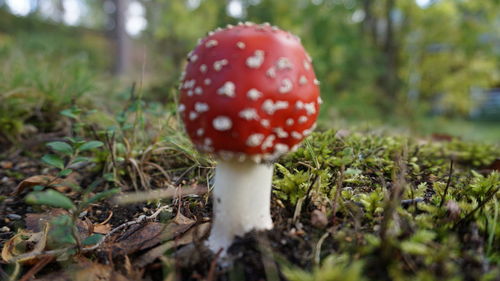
[1,0,499,144]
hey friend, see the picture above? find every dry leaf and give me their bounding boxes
[115,218,195,255]
[34,260,133,281]
[14,175,56,195]
[1,229,47,264]
[135,222,211,267]
[93,223,112,234]
[14,174,79,195]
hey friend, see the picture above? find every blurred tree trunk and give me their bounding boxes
[55,0,65,22]
[111,0,130,76]
[382,0,399,100]
[362,0,377,44]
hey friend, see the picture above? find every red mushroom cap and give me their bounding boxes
[178,22,321,162]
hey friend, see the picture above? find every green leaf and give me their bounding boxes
[73,156,91,164]
[46,215,77,249]
[57,169,73,177]
[79,141,104,152]
[82,234,104,246]
[33,185,45,191]
[81,188,120,209]
[60,109,79,119]
[41,154,65,170]
[25,190,76,210]
[46,141,73,156]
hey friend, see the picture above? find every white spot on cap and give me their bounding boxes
[227,24,234,28]
[189,111,198,120]
[178,104,186,112]
[183,79,196,89]
[295,101,304,109]
[247,89,262,100]
[219,150,234,160]
[262,100,289,115]
[279,79,293,94]
[318,97,323,104]
[200,64,207,73]
[276,57,292,70]
[239,108,259,120]
[261,119,270,128]
[304,60,311,70]
[187,90,193,96]
[299,76,308,85]
[306,53,312,62]
[246,50,265,69]
[304,102,316,115]
[194,87,203,95]
[314,79,320,85]
[197,128,204,136]
[251,155,262,163]
[217,81,236,97]
[261,135,275,150]
[236,41,246,49]
[303,127,313,136]
[205,40,218,48]
[214,59,228,71]
[204,138,212,146]
[274,143,289,154]
[291,131,302,139]
[204,78,211,85]
[246,134,265,147]
[195,102,209,113]
[286,118,294,126]
[274,127,289,138]
[266,67,276,78]
[298,116,308,124]
[213,116,232,131]
[180,71,186,81]
[190,54,198,62]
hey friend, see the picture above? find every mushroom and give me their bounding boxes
[178,22,320,254]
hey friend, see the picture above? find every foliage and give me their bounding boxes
[276,129,500,280]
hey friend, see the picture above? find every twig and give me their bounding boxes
[83,205,171,251]
[206,249,223,281]
[331,165,345,225]
[439,160,454,208]
[10,205,171,262]
[19,256,54,281]
[453,186,500,230]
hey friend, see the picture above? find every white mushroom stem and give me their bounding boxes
[207,159,274,254]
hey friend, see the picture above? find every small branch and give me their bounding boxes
[331,165,345,225]
[83,205,171,251]
[439,160,454,208]
[10,205,171,262]
[453,186,500,230]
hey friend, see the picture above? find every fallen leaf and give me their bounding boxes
[135,222,211,267]
[25,209,68,232]
[431,133,454,142]
[14,174,79,195]
[14,175,56,195]
[115,220,194,255]
[486,158,500,171]
[93,223,112,234]
[34,260,133,281]
[25,209,92,240]
[1,229,47,264]
[0,161,13,169]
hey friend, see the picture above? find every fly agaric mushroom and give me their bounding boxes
[178,22,321,253]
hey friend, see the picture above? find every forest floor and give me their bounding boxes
[1,124,499,281]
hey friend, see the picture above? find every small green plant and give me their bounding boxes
[21,129,119,256]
